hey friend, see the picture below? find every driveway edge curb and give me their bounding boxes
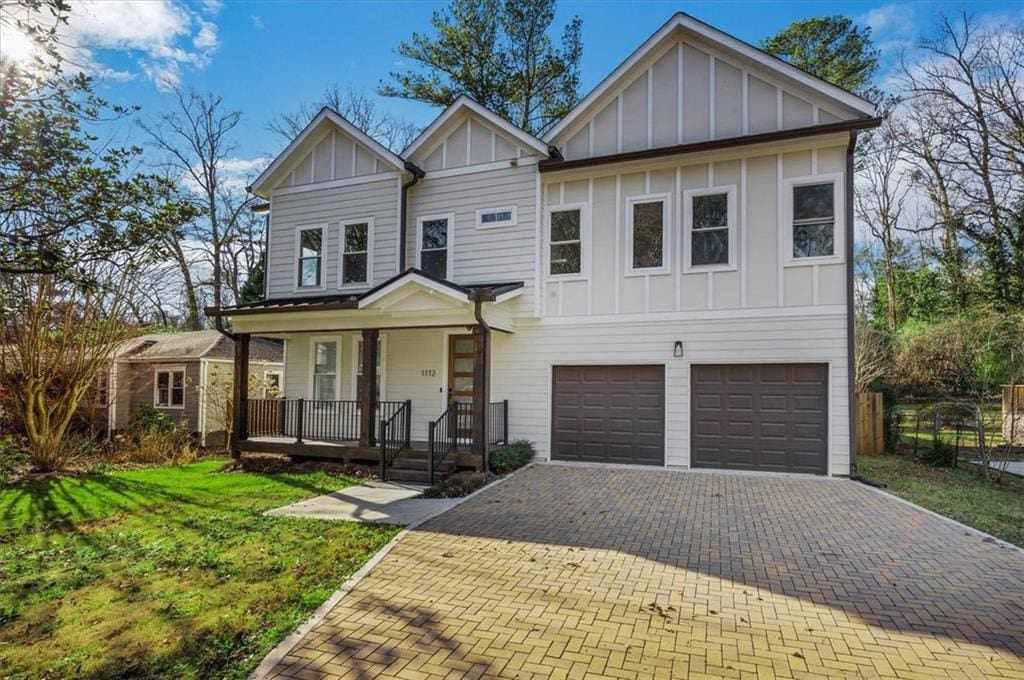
[856,480,1024,555]
[247,465,531,679]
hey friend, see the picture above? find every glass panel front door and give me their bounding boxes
[448,334,475,440]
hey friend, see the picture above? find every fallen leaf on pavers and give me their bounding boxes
[441,552,454,558]
[709,610,717,615]
[566,561,582,568]
[792,651,805,659]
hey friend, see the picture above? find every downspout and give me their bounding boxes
[399,161,426,271]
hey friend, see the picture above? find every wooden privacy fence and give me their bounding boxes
[1002,385,1024,445]
[856,392,885,455]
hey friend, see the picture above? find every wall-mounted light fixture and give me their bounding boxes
[673,341,684,357]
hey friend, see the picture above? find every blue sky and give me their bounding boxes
[51,0,1024,170]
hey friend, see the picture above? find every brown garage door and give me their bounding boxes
[552,365,664,465]
[691,364,828,474]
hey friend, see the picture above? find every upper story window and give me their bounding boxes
[312,340,337,401]
[684,186,736,271]
[417,214,453,280]
[296,226,324,288]
[340,218,371,286]
[476,206,517,229]
[792,182,835,259]
[626,195,669,274]
[154,368,185,408]
[548,207,584,276]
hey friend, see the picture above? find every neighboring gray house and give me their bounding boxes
[207,12,880,481]
[107,331,284,446]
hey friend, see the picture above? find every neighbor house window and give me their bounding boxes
[340,219,371,285]
[685,187,735,269]
[354,336,385,402]
[549,208,582,276]
[476,206,517,229]
[312,340,337,401]
[263,371,282,398]
[792,182,835,259]
[154,369,185,408]
[417,214,452,279]
[297,226,324,288]
[627,196,668,272]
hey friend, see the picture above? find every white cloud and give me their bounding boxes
[181,156,271,196]
[250,15,264,31]
[0,0,221,90]
[857,3,918,55]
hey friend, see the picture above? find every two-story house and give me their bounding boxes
[207,12,879,482]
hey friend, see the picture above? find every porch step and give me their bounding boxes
[386,453,455,484]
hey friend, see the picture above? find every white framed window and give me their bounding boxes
[339,217,373,287]
[475,206,517,229]
[154,368,185,409]
[295,225,325,289]
[310,339,338,401]
[683,185,737,271]
[352,335,386,401]
[416,213,455,280]
[263,370,282,398]
[784,173,844,265]
[626,194,670,275]
[546,203,589,278]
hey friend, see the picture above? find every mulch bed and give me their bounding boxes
[219,454,377,479]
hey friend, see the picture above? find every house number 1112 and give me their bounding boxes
[421,369,436,377]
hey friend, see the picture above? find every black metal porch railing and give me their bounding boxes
[379,400,412,479]
[489,399,509,446]
[247,398,409,444]
[427,401,472,484]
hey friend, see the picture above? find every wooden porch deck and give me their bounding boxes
[237,436,483,470]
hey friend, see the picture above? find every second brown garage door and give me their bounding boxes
[552,365,665,465]
[691,364,828,474]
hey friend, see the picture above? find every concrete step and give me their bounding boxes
[386,468,437,484]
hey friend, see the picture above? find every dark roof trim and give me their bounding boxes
[539,117,883,173]
[205,268,524,317]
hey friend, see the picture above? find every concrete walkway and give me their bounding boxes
[267,481,460,525]
[263,465,1024,679]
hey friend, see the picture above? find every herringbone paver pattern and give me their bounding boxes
[266,465,1024,679]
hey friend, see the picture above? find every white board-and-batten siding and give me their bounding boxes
[553,36,851,162]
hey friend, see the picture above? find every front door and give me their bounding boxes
[447,334,475,440]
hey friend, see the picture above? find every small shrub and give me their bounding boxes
[422,471,488,498]
[489,439,536,475]
[112,406,196,465]
[920,437,956,467]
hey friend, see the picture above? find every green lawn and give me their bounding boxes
[857,454,1024,548]
[0,460,399,679]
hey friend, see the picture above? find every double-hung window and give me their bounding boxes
[154,368,185,408]
[548,207,584,276]
[791,182,836,259]
[417,214,453,279]
[340,218,371,286]
[684,186,736,270]
[627,195,669,273]
[312,340,337,401]
[296,226,324,288]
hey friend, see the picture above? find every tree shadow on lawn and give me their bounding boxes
[412,465,1024,661]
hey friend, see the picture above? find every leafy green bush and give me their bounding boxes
[127,405,179,434]
[422,471,488,498]
[489,439,535,475]
[115,405,195,464]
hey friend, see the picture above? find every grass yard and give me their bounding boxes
[858,453,1024,548]
[0,460,399,679]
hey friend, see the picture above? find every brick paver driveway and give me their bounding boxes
[267,465,1024,679]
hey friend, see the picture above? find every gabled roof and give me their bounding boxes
[403,95,551,160]
[114,330,284,362]
[249,107,409,197]
[207,268,524,317]
[544,11,877,144]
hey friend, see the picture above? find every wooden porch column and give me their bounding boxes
[359,328,379,447]
[230,332,251,458]
[471,323,490,467]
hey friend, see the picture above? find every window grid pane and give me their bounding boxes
[420,249,447,279]
[631,201,664,269]
[421,219,448,250]
[550,242,581,275]
[693,193,728,231]
[550,209,582,275]
[692,229,729,266]
[793,221,835,258]
[792,183,835,258]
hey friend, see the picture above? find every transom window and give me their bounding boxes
[297,226,323,288]
[418,215,451,279]
[155,369,185,408]
[792,183,835,259]
[628,197,667,272]
[312,340,337,401]
[549,208,582,275]
[684,186,736,270]
[341,220,370,285]
[476,206,517,229]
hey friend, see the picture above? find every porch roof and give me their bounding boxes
[205,268,523,318]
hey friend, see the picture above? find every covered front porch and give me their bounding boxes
[208,269,521,483]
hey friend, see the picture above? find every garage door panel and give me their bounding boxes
[692,363,828,475]
[553,365,665,466]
